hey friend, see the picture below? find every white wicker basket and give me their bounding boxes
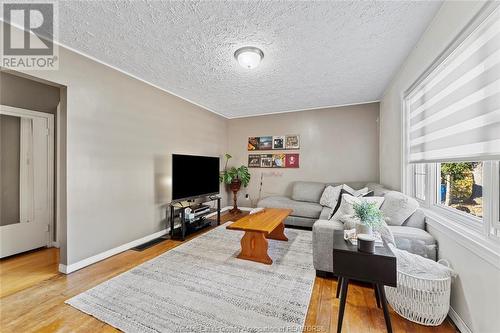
[385,259,452,326]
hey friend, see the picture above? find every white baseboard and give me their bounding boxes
[449,306,472,333]
[58,206,251,274]
[58,229,168,274]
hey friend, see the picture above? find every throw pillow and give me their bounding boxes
[353,187,369,197]
[341,184,356,194]
[319,185,342,208]
[330,193,385,221]
[342,184,369,197]
[380,191,419,226]
[329,188,350,219]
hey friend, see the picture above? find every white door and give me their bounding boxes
[0,105,54,258]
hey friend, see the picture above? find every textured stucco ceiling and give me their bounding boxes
[54,1,441,118]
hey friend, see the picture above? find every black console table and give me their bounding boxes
[169,197,221,241]
[332,231,396,333]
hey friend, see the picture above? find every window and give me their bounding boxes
[403,3,500,238]
[411,164,427,201]
[439,162,483,219]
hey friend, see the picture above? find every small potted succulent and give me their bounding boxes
[220,154,251,214]
[352,201,384,235]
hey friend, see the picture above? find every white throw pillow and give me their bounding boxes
[380,191,419,226]
[331,193,385,221]
[319,185,343,208]
[353,187,369,197]
[342,184,369,197]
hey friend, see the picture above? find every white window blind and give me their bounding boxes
[407,5,500,163]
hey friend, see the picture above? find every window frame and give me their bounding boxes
[431,162,483,232]
[408,163,427,203]
[404,140,499,239]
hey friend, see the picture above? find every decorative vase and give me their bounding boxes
[355,222,372,235]
[229,179,242,214]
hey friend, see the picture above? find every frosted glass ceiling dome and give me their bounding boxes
[234,47,264,69]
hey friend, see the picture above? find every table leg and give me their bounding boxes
[237,231,272,265]
[217,198,221,226]
[336,277,343,298]
[373,283,381,308]
[266,222,288,241]
[377,284,393,333]
[169,206,174,236]
[337,277,349,333]
[181,209,186,241]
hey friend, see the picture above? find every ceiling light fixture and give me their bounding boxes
[234,46,264,69]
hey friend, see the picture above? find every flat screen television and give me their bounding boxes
[172,154,220,202]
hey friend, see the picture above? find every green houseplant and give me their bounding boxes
[220,154,251,213]
[352,201,384,235]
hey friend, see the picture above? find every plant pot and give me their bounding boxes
[229,179,242,214]
[355,222,372,235]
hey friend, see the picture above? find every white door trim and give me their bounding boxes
[0,104,55,249]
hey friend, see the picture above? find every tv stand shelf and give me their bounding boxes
[169,197,221,241]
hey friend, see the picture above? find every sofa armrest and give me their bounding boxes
[319,207,332,220]
[402,208,426,230]
[312,219,344,273]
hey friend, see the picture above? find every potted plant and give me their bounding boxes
[352,201,384,235]
[220,154,251,214]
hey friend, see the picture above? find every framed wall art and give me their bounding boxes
[247,135,300,151]
[247,153,300,168]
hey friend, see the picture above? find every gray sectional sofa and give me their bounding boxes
[258,181,372,228]
[257,181,437,275]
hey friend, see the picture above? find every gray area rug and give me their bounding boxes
[66,223,315,332]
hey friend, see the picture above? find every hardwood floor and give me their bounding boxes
[214,209,249,223]
[0,215,457,333]
[0,247,59,298]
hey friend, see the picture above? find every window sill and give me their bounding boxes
[423,208,500,270]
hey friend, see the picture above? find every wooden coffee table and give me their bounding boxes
[226,208,292,265]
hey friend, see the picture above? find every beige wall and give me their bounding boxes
[227,103,379,205]
[379,2,500,332]
[4,24,228,266]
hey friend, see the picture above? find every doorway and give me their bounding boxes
[0,105,54,258]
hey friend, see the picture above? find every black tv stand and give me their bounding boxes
[168,196,221,241]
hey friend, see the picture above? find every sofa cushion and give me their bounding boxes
[257,196,323,219]
[389,226,437,260]
[331,193,385,221]
[366,183,391,197]
[284,215,317,228]
[381,191,419,226]
[292,181,326,202]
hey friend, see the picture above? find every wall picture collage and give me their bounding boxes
[247,135,300,168]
